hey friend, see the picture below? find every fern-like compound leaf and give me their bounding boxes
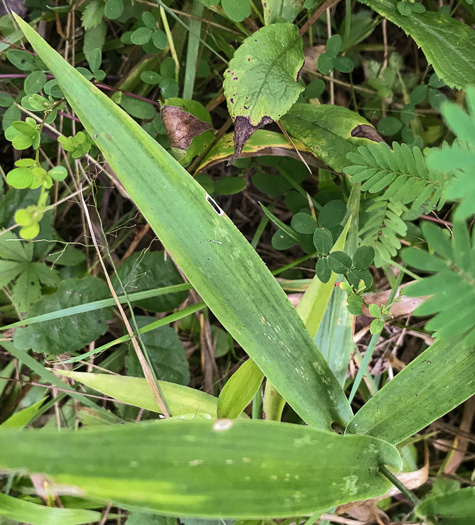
[402,221,475,346]
[345,142,449,211]
[359,198,407,267]
[426,86,475,220]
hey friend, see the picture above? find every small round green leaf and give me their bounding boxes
[316,257,331,283]
[370,318,384,334]
[352,246,375,270]
[313,227,333,255]
[120,96,156,119]
[160,78,178,99]
[105,0,124,19]
[326,35,342,57]
[400,104,416,125]
[151,29,168,50]
[272,229,297,250]
[368,304,382,318]
[48,165,68,181]
[24,71,47,95]
[305,79,325,99]
[160,57,176,78]
[319,200,346,228]
[409,85,428,105]
[333,56,354,73]
[347,268,373,290]
[7,167,34,189]
[141,71,161,84]
[142,11,157,29]
[377,116,402,136]
[0,92,14,108]
[44,80,63,98]
[396,1,412,15]
[291,213,317,234]
[317,53,334,75]
[131,27,153,45]
[328,251,352,273]
[222,0,251,22]
[12,134,34,150]
[347,294,363,315]
[214,177,246,195]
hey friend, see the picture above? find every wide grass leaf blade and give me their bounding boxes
[0,493,100,525]
[55,370,240,418]
[0,419,401,518]
[14,16,351,430]
[415,486,475,520]
[346,337,475,444]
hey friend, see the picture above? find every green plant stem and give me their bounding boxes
[250,0,265,25]
[251,384,263,419]
[343,0,351,45]
[348,267,405,403]
[160,6,180,83]
[272,251,318,276]
[380,465,421,505]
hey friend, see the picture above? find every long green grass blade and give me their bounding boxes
[56,370,247,419]
[217,359,264,418]
[0,493,100,525]
[0,419,401,517]
[15,16,352,430]
[346,337,475,444]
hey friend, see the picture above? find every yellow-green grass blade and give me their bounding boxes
[0,493,101,525]
[14,16,352,430]
[0,419,401,518]
[346,336,475,444]
[56,370,247,419]
[217,359,264,418]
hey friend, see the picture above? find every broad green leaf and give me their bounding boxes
[13,277,113,354]
[224,23,304,160]
[263,0,305,25]
[217,359,264,418]
[55,370,234,418]
[113,251,188,312]
[0,419,402,517]
[126,317,189,385]
[0,493,101,525]
[195,130,319,173]
[415,487,475,520]
[346,337,475,444]
[358,0,475,89]
[15,16,352,430]
[281,104,383,172]
[1,397,46,429]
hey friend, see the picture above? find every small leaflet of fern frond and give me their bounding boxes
[346,152,365,165]
[392,142,408,173]
[381,228,400,249]
[403,180,428,206]
[430,186,444,210]
[394,178,422,204]
[453,220,471,272]
[368,142,391,170]
[383,175,407,199]
[401,143,418,177]
[414,147,429,180]
[358,146,377,167]
[344,165,368,176]
[386,216,407,236]
[434,301,475,339]
[363,171,396,193]
[350,167,378,183]
[411,185,435,210]
[366,198,388,213]
[374,243,390,267]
